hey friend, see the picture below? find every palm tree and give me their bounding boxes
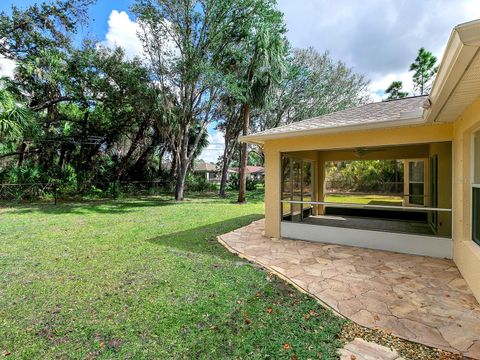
[0,88,33,140]
[237,26,286,203]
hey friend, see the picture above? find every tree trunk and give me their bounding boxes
[158,147,166,177]
[169,146,178,179]
[175,159,188,201]
[17,142,28,167]
[116,116,151,180]
[58,143,67,169]
[219,145,231,197]
[174,124,189,201]
[238,103,250,203]
[76,111,89,191]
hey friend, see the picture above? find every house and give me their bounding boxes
[241,19,480,302]
[193,162,221,183]
[245,166,265,180]
[230,166,265,181]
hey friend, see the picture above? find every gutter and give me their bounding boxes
[425,19,480,123]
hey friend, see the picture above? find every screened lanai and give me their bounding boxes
[280,142,453,258]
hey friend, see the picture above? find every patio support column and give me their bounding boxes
[264,144,281,238]
[316,152,325,215]
[403,160,409,206]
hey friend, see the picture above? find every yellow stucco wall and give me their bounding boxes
[263,122,453,239]
[452,97,480,301]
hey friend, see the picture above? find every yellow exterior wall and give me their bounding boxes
[452,97,480,301]
[264,142,282,238]
[263,123,453,239]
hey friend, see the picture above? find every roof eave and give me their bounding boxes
[425,19,480,123]
[240,116,425,145]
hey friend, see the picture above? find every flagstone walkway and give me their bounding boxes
[340,338,404,360]
[218,219,480,359]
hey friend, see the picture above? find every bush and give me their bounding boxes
[0,162,46,199]
[186,174,217,192]
[227,173,263,191]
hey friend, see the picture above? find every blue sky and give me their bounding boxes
[1,0,480,162]
[0,0,132,36]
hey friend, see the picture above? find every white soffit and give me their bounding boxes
[436,49,480,123]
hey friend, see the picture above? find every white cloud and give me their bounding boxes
[102,10,178,62]
[369,71,415,101]
[199,129,225,163]
[0,58,16,78]
[277,0,480,101]
[103,10,143,59]
[103,10,222,162]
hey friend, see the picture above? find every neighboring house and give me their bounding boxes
[241,19,480,302]
[231,166,265,181]
[193,162,220,183]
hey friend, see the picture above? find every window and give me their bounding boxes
[473,131,480,245]
[408,160,425,205]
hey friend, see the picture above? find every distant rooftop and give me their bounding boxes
[193,162,217,172]
[230,166,265,174]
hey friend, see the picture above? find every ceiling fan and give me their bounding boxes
[353,147,388,158]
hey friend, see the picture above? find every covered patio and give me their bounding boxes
[280,140,453,258]
[218,220,480,358]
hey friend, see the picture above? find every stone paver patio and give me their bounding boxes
[218,219,480,359]
[340,338,404,360]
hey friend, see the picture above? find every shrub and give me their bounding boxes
[186,174,217,192]
[227,173,262,191]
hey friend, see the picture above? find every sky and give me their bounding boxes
[1,0,480,162]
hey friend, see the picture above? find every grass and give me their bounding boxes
[282,194,403,215]
[325,194,403,206]
[0,192,344,359]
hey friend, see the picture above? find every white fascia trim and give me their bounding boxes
[240,116,425,144]
[425,19,480,123]
[456,18,480,46]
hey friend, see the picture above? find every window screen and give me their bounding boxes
[281,156,292,218]
[474,131,480,185]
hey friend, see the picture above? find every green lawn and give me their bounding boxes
[325,194,403,206]
[0,193,344,359]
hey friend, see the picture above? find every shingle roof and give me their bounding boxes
[230,166,265,174]
[193,163,217,172]
[245,96,428,141]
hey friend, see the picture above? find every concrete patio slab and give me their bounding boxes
[218,219,480,359]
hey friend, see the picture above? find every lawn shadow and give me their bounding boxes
[146,214,264,259]
[0,197,179,215]
[0,191,265,216]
